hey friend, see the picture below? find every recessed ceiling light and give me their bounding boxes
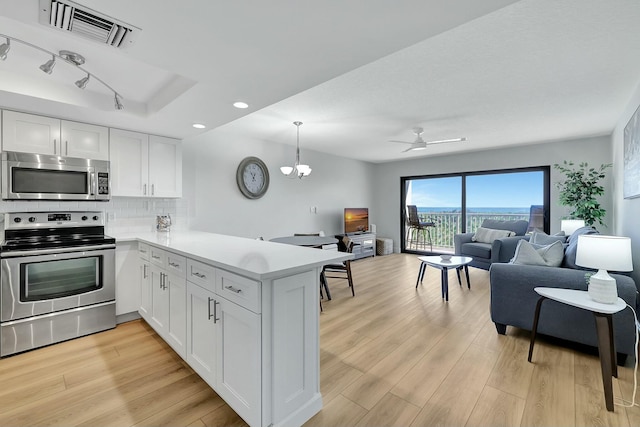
[192,123,206,129]
[233,101,249,109]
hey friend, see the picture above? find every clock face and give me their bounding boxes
[236,157,270,199]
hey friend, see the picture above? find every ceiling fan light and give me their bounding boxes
[39,55,56,74]
[0,38,10,60]
[75,74,90,89]
[280,166,294,175]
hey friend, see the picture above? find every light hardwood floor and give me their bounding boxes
[1,253,639,426]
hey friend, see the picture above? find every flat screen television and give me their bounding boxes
[344,208,369,234]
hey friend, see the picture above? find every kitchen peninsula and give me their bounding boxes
[114,231,351,427]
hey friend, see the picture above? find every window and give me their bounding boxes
[401,167,550,254]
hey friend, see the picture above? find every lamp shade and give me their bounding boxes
[575,235,633,272]
[560,219,585,235]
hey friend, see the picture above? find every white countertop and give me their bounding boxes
[110,230,353,280]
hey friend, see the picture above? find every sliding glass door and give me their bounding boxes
[402,167,549,254]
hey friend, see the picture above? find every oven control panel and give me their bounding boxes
[2,211,105,229]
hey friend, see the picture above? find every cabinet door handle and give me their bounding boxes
[152,254,160,260]
[224,285,242,294]
[140,249,147,254]
[143,184,147,195]
[207,297,214,320]
[159,272,163,289]
[143,264,147,279]
[53,139,57,154]
[151,184,155,196]
[169,261,180,268]
[213,299,220,323]
[193,272,206,279]
[65,140,68,155]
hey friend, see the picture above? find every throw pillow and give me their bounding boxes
[530,230,567,245]
[510,240,564,267]
[472,227,515,243]
[563,226,600,269]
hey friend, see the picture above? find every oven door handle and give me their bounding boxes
[1,244,116,258]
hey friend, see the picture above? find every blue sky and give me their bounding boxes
[408,171,544,208]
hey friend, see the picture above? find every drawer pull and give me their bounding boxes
[193,272,206,279]
[224,285,243,294]
[169,261,180,268]
[152,255,161,260]
[139,249,147,254]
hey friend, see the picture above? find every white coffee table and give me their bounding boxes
[415,256,473,301]
[528,287,627,412]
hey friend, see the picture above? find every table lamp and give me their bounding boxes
[561,219,585,235]
[575,235,633,304]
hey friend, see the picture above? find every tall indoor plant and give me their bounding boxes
[554,161,611,227]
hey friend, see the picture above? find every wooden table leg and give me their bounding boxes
[415,262,426,288]
[443,267,449,301]
[464,265,471,289]
[594,313,616,411]
[528,296,546,362]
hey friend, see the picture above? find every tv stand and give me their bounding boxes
[337,233,376,259]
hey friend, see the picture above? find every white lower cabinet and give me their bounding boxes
[216,296,261,427]
[186,281,217,386]
[140,241,321,427]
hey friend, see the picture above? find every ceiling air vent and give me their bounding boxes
[39,0,140,49]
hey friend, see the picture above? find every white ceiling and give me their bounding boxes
[1,0,639,163]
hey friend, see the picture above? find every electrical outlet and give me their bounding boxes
[107,212,116,221]
[310,206,318,214]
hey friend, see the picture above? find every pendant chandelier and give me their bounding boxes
[0,33,124,110]
[280,121,312,179]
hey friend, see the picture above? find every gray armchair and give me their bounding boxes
[454,219,529,270]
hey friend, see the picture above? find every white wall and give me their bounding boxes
[182,127,375,240]
[371,136,613,251]
[612,80,640,283]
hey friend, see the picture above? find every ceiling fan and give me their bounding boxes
[390,127,466,152]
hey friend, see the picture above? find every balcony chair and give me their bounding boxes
[320,236,355,301]
[406,205,437,251]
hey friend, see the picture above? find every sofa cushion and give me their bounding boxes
[511,240,564,267]
[530,230,567,245]
[482,219,529,236]
[562,226,600,269]
[461,242,492,259]
[472,227,515,243]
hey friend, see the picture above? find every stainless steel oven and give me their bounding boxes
[1,151,110,201]
[0,211,116,357]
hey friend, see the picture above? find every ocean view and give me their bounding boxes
[418,207,531,214]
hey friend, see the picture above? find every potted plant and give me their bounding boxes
[554,161,611,227]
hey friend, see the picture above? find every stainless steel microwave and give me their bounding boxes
[1,151,110,201]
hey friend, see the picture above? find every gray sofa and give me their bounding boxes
[454,219,530,270]
[489,229,640,360]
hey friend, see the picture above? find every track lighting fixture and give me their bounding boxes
[114,93,124,110]
[0,38,9,61]
[39,55,56,74]
[75,73,90,89]
[0,33,124,110]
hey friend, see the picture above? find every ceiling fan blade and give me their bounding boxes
[389,140,414,144]
[425,137,466,145]
[402,146,415,152]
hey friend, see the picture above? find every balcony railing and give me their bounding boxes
[405,211,530,252]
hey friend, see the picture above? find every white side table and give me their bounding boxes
[528,287,626,412]
[415,256,473,301]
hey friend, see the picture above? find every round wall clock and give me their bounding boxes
[236,156,270,199]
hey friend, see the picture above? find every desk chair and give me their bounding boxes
[320,236,355,300]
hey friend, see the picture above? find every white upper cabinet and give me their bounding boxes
[149,135,182,198]
[61,120,110,160]
[109,129,182,198]
[109,128,150,197]
[2,110,109,160]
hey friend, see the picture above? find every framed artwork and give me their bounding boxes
[624,103,640,198]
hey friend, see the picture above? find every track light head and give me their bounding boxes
[39,55,56,74]
[75,74,90,89]
[114,94,124,110]
[0,38,9,61]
